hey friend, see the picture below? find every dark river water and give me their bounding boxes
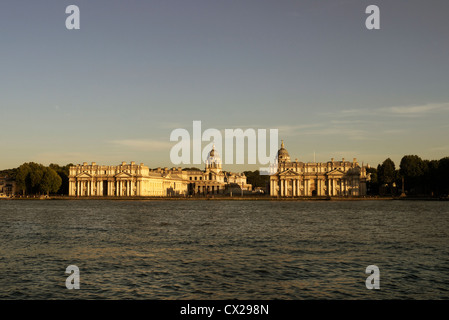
[0,199,448,299]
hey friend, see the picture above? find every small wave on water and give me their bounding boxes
[0,200,448,299]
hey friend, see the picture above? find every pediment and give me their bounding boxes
[115,172,132,178]
[76,172,93,179]
[279,169,300,176]
[326,169,345,176]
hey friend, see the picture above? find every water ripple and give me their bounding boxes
[0,200,448,299]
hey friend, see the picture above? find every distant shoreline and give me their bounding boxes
[2,195,448,201]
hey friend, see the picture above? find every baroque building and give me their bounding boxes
[69,161,187,197]
[270,141,369,197]
[179,145,251,195]
[68,146,251,197]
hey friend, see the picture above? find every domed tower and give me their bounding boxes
[276,140,291,163]
[205,145,222,174]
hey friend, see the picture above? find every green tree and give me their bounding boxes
[438,157,449,195]
[423,160,439,196]
[40,167,62,195]
[243,170,270,189]
[14,162,64,195]
[366,167,378,195]
[28,163,45,194]
[400,155,426,195]
[377,158,396,195]
[15,163,32,195]
[49,163,72,195]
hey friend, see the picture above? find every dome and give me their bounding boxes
[276,140,291,162]
[206,145,222,168]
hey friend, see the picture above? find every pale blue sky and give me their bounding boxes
[1,0,448,171]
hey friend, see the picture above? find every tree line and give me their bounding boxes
[0,163,72,196]
[367,155,449,196]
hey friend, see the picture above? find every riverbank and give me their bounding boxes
[3,195,441,201]
[3,195,448,201]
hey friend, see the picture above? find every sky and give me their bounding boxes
[1,0,448,171]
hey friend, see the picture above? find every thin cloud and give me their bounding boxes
[381,103,449,116]
[336,102,449,118]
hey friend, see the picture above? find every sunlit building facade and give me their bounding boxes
[270,141,369,197]
[68,146,251,197]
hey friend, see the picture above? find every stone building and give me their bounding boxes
[179,145,251,195]
[270,141,369,197]
[0,176,16,197]
[68,146,251,197]
[68,161,187,197]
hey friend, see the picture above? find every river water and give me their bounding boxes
[0,199,448,299]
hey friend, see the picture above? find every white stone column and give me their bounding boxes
[292,179,296,197]
[332,179,336,196]
[280,178,284,197]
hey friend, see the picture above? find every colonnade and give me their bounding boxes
[69,179,141,197]
[193,184,221,195]
[270,177,356,197]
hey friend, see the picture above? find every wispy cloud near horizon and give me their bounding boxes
[337,102,449,118]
